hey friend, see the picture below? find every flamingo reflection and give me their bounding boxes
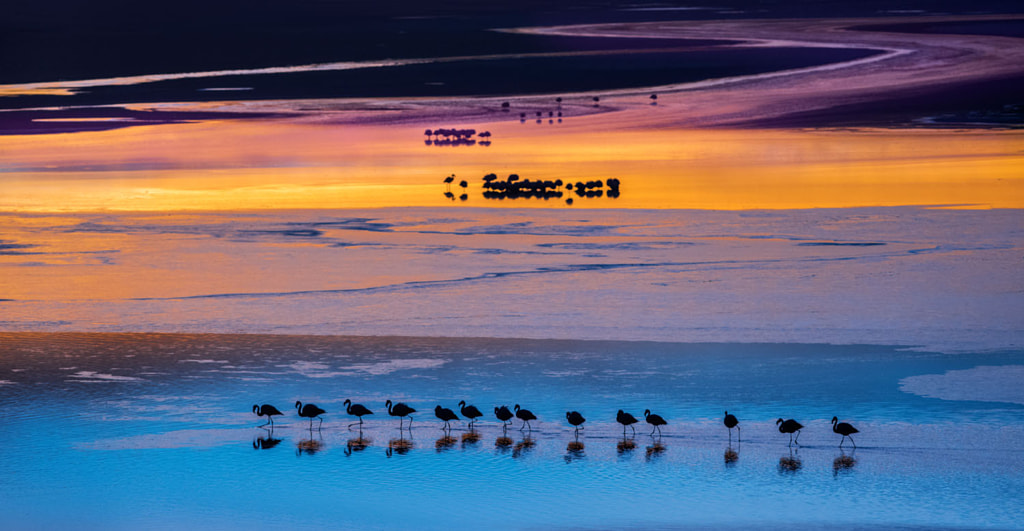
[833,450,857,477]
[435,434,457,451]
[495,435,514,453]
[386,437,413,457]
[724,444,739,466]
[645,440,666,461]
[253,431,282,450]
[512,436,536,458]
[778,447,802,473]
[565,440,585,463]
[344,434,370,457]
[296,437,323,457]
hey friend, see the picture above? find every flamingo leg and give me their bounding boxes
[630,425,636,436]
[794,430,801,446]
[849,435,856,449]
[789,433,794,446]
[738,425,741,442]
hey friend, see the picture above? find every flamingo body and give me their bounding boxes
[644,409,667,436]
[253,404,283,426]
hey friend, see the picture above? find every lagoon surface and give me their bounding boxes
[3,2,1024,529]
[1,333,1023,530]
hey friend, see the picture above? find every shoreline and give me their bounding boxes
[0,15,1021,133]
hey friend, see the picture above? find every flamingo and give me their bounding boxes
[443,174,455,192]
[644,409,667,436]
[617,410,639,436]
[252,403,283,427]
[566,411,586,434]
[386,400,416,429]
[459,401,483,429]
[832,417,859,448]
[434,405,459,431]
[295,401,325,429]
[776,418,804,446]
[495,405,514,428]
[343,399,373,428]
[514,404,536,431]
[724,411,740,441]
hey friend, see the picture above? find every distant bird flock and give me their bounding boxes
[442,172,621,204]
[253,401,859,448]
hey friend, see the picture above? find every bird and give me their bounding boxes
[443,174,455,191]
[724,411,740,441]
[566,411,586,434]
[386,400,416,429]
[295,401,326,429]
[777,418,804,446]
[252,403,283,427]
[617,410,639,436]
[434,405,459,430]
[644,409,667,436]
[459,401,483,429]
[514,404,536,431]
[495,405,514,428]
[832,417,859,448]
[343,399,373,428]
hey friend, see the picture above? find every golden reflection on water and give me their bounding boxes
[1,119,1022,211]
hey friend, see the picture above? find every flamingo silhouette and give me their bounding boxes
[495,405,514,428]
[434,405,459,431]
[514,404,536,431]
[443,174,455,192]
[295,401,325,429]
[617,410,639,436]
[252,403,283,427]
[724,411,740,441]
[566,411,586,434]
[832,417,859,448]
[459,401,483,429]
[776,418,804,446]
[386,400,416,429]
[344,399,373,428]
[644,409,667,436]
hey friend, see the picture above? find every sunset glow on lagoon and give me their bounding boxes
[3,117,1022,211]
[2,3,1024,530]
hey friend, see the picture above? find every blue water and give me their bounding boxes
[1,333,1022,529]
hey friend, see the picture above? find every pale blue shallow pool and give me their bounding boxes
[1,333,1022,529]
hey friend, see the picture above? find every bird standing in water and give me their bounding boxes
[495,405,514,428]
[459,401,483,429]
[295,401,326,429]
[434,405,459,431]
[343,399,373,428]
[724,411,740,441]
[644,409,667,436]
[566,411,586,434]
[252,404,283,427]
[776,418,804,446]
[832,417,859,448]
[514,404,537,431]
[386,400,416,429]
[617,410,639,436]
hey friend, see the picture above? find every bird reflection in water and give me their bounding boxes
[495,435,514,454]
[565,440,585,463]
[512,437,536,458]
[296,438,323,457]
[724,443,739,467]
[344,434,371,457]
[253,428,282,450]
[461,430,481,449]
[617,435,638,455]
[833,450,857,478]
[778,448,802,473]
[435,434,458,452]
[386,438,413,457]
[645,439,666,461]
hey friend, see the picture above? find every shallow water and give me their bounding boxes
[1,333,1022,529]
